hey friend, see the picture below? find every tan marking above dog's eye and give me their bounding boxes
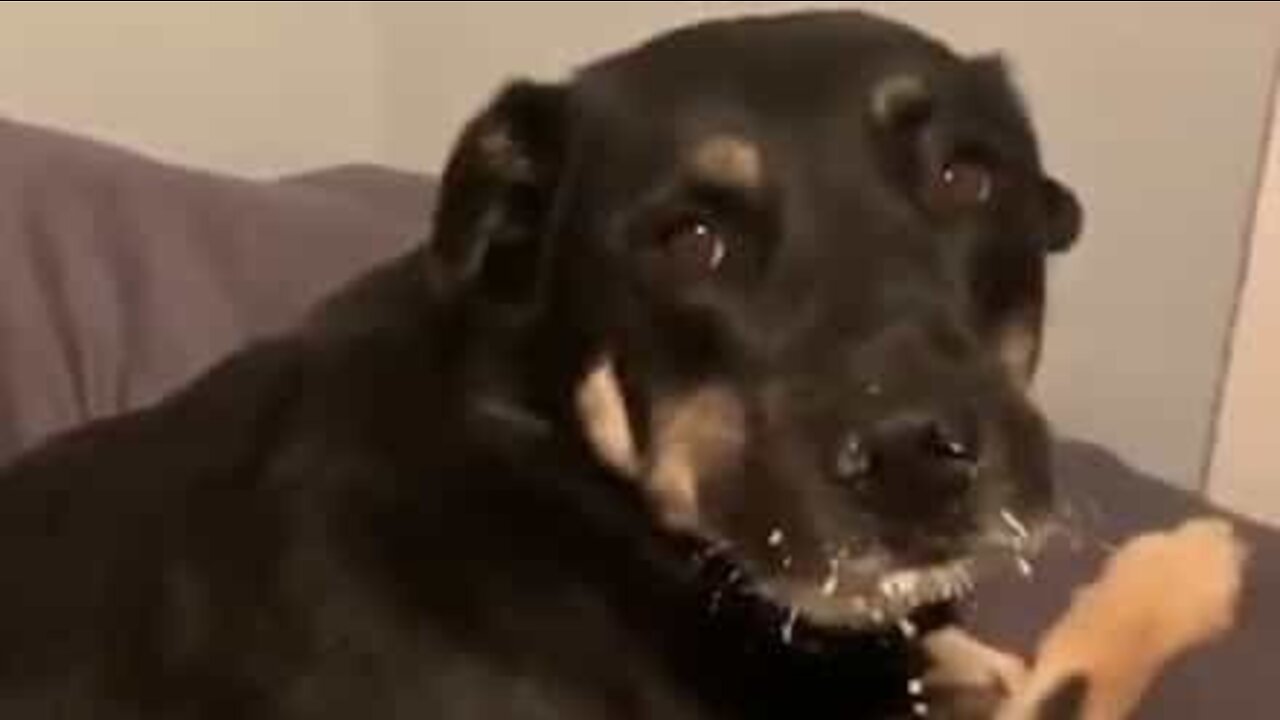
[870,73,932,128]
[691,134,763,191]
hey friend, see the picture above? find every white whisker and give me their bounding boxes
[780,608,799,644]
[1000,508,1030,543]
[821,573,839,597]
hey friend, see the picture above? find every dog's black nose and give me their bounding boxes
[834,408,980,493]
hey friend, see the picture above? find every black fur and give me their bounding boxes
[0,11,1080,719]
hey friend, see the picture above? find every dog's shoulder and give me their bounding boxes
[0,253,455,710]
[0,250,447,587]
[0,329,305,511]
[0,328,307,706]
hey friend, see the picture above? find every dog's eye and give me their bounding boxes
[932,159,993,210]
[660,218,729,273]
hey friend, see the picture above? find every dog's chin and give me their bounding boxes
[745,518,1054,636]
[758,559,977,634]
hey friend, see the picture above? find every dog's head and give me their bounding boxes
[427,12,1081,630]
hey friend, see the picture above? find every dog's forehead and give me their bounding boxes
[582,11,955,86]
[577,11,958,119]
[570,12,1036,188]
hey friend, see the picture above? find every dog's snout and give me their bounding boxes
[920,414,980,464]
[834,406,981,500]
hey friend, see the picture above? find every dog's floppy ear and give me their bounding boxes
[1040,177,1082,253]
[427,80,568,307]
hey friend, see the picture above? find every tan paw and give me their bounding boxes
[1000,517,1249,720]
[924,627,1029,696]
[1086,517,1247,655]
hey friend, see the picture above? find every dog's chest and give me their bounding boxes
[280,557,922,720]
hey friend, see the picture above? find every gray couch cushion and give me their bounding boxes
[0,118,428,459]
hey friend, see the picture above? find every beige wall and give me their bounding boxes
[373,2,699,172]
[0,2,386,176]
[1209,68,1280,524]
[373,2,1280,488]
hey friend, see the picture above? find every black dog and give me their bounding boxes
[0,11,1081,719]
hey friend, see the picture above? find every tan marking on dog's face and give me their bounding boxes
[870,73,931,127]
[575,357,746,530]
[576,359,640,476]
[997,320,1041,388]
[648,385,747,528]
[691,134,763,191]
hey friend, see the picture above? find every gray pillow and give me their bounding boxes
[0,117,430,460]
